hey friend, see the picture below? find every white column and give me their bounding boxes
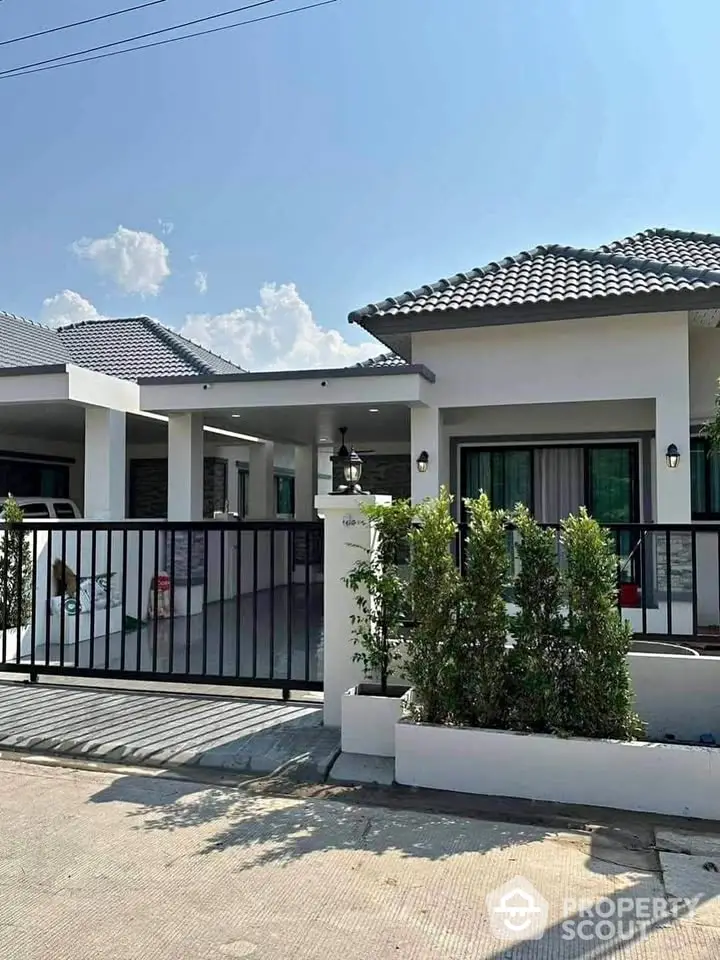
[316,493,391,727]
[84,407,126,519]
[248,441,275,518]
[410,406,442,502]
[655,393,691,522]
[167,413,204,520]
[294,444,317,520]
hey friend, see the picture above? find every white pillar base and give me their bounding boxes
[316,493,391,727]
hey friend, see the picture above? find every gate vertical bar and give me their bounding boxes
[59,529,67,667]
[202,528,208,676]
[234,526,241,679]
[29,527,37,672]
[168,529,176,675]
[136,530,144,671]
[691,529,698,637]
[120,530,128,671]
[88,528,97,669]
[104,530,112,669]
[219,527,225,677]
[267,530,274,681]
[304,528,311,683]
[74,531,82,667]
[665,529,673,636]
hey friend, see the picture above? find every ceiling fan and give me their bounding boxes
[334,426,375,456]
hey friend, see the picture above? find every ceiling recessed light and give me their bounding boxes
[319,437,330,442]
[231,413,242,418]
[369,408,379,413]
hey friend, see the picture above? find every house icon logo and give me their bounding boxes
[485,876,549,941]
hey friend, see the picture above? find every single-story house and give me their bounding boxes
[133,227,720,635]
[6,226,720,639]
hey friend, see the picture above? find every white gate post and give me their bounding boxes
[315,493,391,727]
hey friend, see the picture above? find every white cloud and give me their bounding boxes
[194,270,208,295]
[179,282,380,371]
[40,289,105,328]
[158,218,174,236]
[72,225,171,296]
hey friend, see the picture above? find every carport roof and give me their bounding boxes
[0,312,245,380]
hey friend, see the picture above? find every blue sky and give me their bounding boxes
[2,0,720,368]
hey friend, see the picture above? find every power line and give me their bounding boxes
[0,0,174,48]
[1,0,281,76]
[1,0,338,80]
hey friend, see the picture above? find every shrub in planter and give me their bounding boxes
[343,498,416,694]
[406,488,461,724]
[505,506,568,732]
[562,509,644,740]
[0,496,32,633]
[450,493,511,728]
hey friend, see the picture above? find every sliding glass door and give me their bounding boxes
[586,446,639,582]
[461,449,533,512]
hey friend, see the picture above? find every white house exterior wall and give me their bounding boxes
[411,312,688,408]
[411,312,692,523]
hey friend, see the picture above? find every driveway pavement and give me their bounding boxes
[0,681,338,777]
[2,758,720,958]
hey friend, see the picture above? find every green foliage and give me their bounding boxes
[450,493,511,727]
[506,505,572,733]
[343,499,416,693]
[401,494,643,742]
[405,488,460,723]
[0,496,32,631]
[702,385,720,453]
[562,509,644,740]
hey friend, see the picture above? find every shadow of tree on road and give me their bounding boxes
[89,773,557,868]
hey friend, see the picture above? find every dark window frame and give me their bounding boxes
[275,473,295,516]
[691,436,720,520]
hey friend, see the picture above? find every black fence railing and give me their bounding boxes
[453,521,720,640]
[0,519,324,693]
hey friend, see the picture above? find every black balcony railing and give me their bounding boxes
[0,519,324,693]
[452,521,720,640]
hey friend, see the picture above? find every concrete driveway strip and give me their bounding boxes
[1,759,720,958]
[0,683,339,779]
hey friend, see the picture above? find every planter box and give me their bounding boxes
[395,719,720,820]
[342,683,408,758]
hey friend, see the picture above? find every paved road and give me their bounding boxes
[2,759,720,958]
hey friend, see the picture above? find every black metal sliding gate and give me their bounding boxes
[0,519,324,695]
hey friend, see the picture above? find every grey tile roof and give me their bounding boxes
[602,228,720,271]
[356,352,407,368]
[0,312,69,369]
[56,317,245,380]
[349,228,720,327]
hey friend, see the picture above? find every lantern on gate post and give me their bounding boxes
[330,427,365,495]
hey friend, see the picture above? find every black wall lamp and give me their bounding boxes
[665,443,680,469]
[416,450,429,473]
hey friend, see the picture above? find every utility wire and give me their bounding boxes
[0,0,174,48]
[0,0,338,80]
[1,0,282,76]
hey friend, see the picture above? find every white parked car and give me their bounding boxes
[0,497,82,519]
